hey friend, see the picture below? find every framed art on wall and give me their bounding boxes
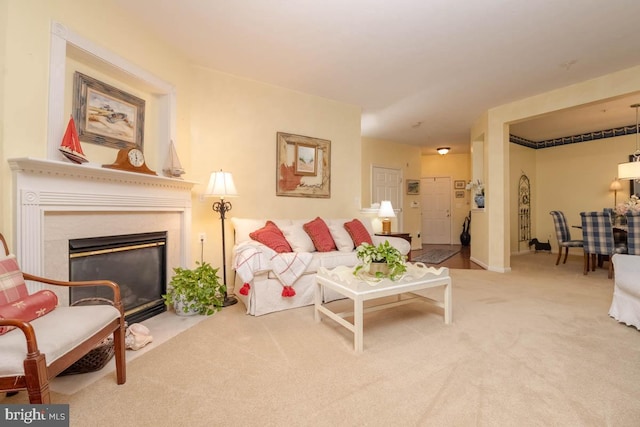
[406,180,420,195]
[455,190,465,198]
[454,180,466,189]
[276,132,331,198]
[73,72,145,150]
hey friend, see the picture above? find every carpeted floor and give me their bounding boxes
[413,247,461,264]
[5,253,640,426]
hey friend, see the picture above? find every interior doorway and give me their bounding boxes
[371,166,402,230]
[421,177,452,244]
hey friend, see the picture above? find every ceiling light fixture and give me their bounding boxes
[618,104,640,180]
[437,147,450,155]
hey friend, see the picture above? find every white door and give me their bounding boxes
[372,166,402,230]
[421,177,451,244]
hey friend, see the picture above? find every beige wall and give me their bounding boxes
[361,137,422,248]
[1,1,362,273]
[189,66,362,264]
[529,134,633,254]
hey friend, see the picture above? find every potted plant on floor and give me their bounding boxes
[353,240,407,280]
[162,261,225,316]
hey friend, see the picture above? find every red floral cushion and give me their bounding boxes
[0,290,59,335]
[303,217,336,252]
[0,254,28,306]
[344,219,373,246]
[249,221,293,253]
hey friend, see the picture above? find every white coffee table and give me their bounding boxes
[314,264,452,352]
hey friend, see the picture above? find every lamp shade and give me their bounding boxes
[609,179,622,191]
[378,200,396,218]
[204,170,238,198]
[618,161,640,181]
[436,147,450,155]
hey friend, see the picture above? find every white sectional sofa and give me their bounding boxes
[230,217,411,316]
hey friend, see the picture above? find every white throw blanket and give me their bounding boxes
[233,241,313,293]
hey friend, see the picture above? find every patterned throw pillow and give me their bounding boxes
[249,221,293,253]
[0,254,29,306]
[344,219,373,246]
[0,290,59,335]
[303,217,337,252]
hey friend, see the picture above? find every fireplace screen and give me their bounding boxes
[69,231,167,323]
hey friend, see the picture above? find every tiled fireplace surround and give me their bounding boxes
[9,157,195,306]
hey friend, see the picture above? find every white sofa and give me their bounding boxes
[230,217,411,316]
[610,254,640,330]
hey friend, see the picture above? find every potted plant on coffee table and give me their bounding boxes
[162,261,225,316]
[353,240,407,280]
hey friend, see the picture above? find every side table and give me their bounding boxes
[375,232,412,261]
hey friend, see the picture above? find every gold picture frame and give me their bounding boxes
[276,132,330,198]
[454,180,466,189]
[73,72,145,150]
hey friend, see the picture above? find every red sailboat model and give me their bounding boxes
[59,116,88,164]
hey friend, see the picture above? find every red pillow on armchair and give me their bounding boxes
[0,290,59,335]
[249,221,293,253]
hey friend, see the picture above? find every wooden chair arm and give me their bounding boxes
[0,319,40,356]
[22,273,122,309]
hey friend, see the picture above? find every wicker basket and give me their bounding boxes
[59,297,118,376]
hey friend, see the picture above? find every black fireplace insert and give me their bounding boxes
[69,231,167,323]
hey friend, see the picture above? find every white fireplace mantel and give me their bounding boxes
[9,157,196,293]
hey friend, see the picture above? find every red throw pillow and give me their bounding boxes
[303,217,336,252]
[344,219,373,246]
[249,221,293,253]
[0,254,29,306]
[0,290,58,335]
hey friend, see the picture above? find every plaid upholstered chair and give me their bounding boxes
[0,233,126,403]
[580,211,627,278]
[549,211,584,265]
[625,211,640,255]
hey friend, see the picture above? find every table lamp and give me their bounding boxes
[204,170,238,307]
[378,200,396,234]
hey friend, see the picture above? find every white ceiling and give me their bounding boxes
[114,0,640,154]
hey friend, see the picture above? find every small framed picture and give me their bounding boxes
[406,180,420,195]
[454,180,466,189]
[455,190,465,198]
[294,142,317,176]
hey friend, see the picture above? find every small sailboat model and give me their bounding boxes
[162,140,185,178]
[59,116,88,164]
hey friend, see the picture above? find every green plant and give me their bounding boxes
[162,261,225,315]
[353,240,407,280]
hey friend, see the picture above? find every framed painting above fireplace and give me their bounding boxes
[73,72,146,151]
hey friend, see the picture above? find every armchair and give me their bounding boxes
[0,233,126,403]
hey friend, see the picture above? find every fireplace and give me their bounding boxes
[9,158,195,308]
[69,232,168,323]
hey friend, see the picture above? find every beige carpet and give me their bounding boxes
[5,253,640,426]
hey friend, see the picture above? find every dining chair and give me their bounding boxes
[549,211,584,265]
[625,211,640,255]
[580,211,628,278]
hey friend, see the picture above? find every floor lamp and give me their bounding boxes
[204,170,238,307]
